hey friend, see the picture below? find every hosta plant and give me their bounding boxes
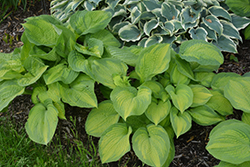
[50,0,250,53]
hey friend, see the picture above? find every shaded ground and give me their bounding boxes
[1,1,250,166]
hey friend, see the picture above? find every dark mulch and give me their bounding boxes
[1,1,250,166]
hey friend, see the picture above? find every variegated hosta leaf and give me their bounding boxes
[181,7,200,24]
[0,80,25,111]
[144,35,163,47]
[190,85,212,107]
[174,55,195,80]
[170,64,190,86]
[59,74,97,108]
[194,72,215,87]
[118,24,142,42]
[216,161,250,167]
[212,34,238,53]
[132,124,170,167]
[206,90,233,116]
[188,105,225,126]
[179,39,224,67]
[202,15,223,36]
[142,0,161,11]
[224,80,250,113]
[188,27,208,41]
[208,6,231,21]
[85,100,120,137]
[170,107,192,138]
[99,123,132,163]
[145,100,171,125]
[220,20,242,41]
[231,14,250,30]
[25,100,58,145]
[226,0,250,17]
[163,21,175,35]
[200,22,217,40]
[165,84,193,113]
[206,120,250,164]
[130,6,141,24]
[135,43,172,83]
[161,2,180,21]
[110,86,152,120]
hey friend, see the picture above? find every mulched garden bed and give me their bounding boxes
[1,1,250,166]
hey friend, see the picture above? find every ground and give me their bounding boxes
[1,1,250,167]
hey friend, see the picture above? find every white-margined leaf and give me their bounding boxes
[208,6,231,21]
[231,14,250,30]
[130,6,141,24]
[220,20,242,41]
[181,7,200,24]
[188,27,208,41]
[202,15,223,36]
[161,2,179,21]
[144,35,163,47]
[144,19,159,36]
[200,22,217,40]
[118,24,142,42]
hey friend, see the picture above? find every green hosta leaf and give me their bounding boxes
[99,123,132,163]
[206,90,233,116]
[110,86,151,120]
[220,20,242,41]
[208,6,231,21]
[216,161,250,167]
[190,85,212,107]
[161,2,179,21]
[118,24,142,42]
[194,72,215,87]
[206,120,250,164]
[75,41,103,58]
[202,15,223,36]
[0,80,25,111]
[189,27,208,41]
[244,25,250,40]
[69,10,112,35]
[242,113,250,126]
[59,74,97,108]
[144,19,159,36]
[145,100,171,125]
[231,14,250,30]
[174,55,195,80]
[25,100,58,145]
[170,107,192,138]
[22,15,60,46]
[125,114,151,132]
[85,100,120,137]
[212,35,237,53]
[179,40,224,66]
[226,0,250,17]
[30,46,58,61]
[132,124,170,167]
[165,84,193,113]
[31,85,48,104]
[189,105,224,126]
[224,80,250,113]
[135,43,172,83]
[91,58,128,89]
[170,64,190,86]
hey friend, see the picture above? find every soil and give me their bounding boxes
[1,1,250,167]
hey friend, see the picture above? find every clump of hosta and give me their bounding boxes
[51,0,250,53]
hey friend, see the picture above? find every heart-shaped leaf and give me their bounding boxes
[190,85,212,107]
[188,27,208,41]
[118,24,142,42]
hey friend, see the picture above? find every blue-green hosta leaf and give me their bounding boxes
[144,35,163,47]
[208,6,231,21]
[226,0,250,17]
[216,161,250,167]
[118,24,142,42]
[91,58,128,89]
[99,123,132,163]
[188,27,208,41]
[144,19,159,36]
[224,80,250,113]
[22,15,60,47]
[188,105,225,126]
[206,120,250,164]
[179,40,224,66]
[161,2,180,21]
[59,74,97,108]
[220,20,242,41]
[170,107,192,138]
[110,86,152,120]
[231,14,250,30]
[130,6,141,24]
[162,35,177,44]
[112,21,130,34]
[202,15,223,36]
[145,100,171,125]
[142,0,161,11]
[85,100,120,137]
[242,113,250,126]
[135,43,172,83]
[181,7,200,24]
[190,85,212,107]
[206,90,233,116]
[200,22,217,40]
[106,0,121,9]
[113,4,127,17]
[0,80,25,111]
[69,10,112,35]
[83,1,95,11]
[165,84,193,113]
[132,124,170,167]
[163,21,175,35]
[18,57,48,87]
[183,20,199,30]
[25,101,58,145]
[170,64,190,86]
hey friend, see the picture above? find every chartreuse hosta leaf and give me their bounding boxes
[226,0,250,17]
[99,123,132,163]
[170,107,192,138]
[224,79,250,113]
[25,99,58,145]
[190,85,212,107]
[174,55,195,80]
[179,40,224,67]
[135,43,172,83]
[132,124,170,167]
[170,64,190,86]
[165,84,193,113]
[0,80,25,111]
[110,86,151,120]
[206,90,233,116]
[188,105,224,126]
[206,120,250,164]
[145,100,171,125]
[242,112,250,126]
[69,10,112,36]
[59,74,97,108]
[194,72,215,87]
[216,161,250,167]
[85,100,120,137]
